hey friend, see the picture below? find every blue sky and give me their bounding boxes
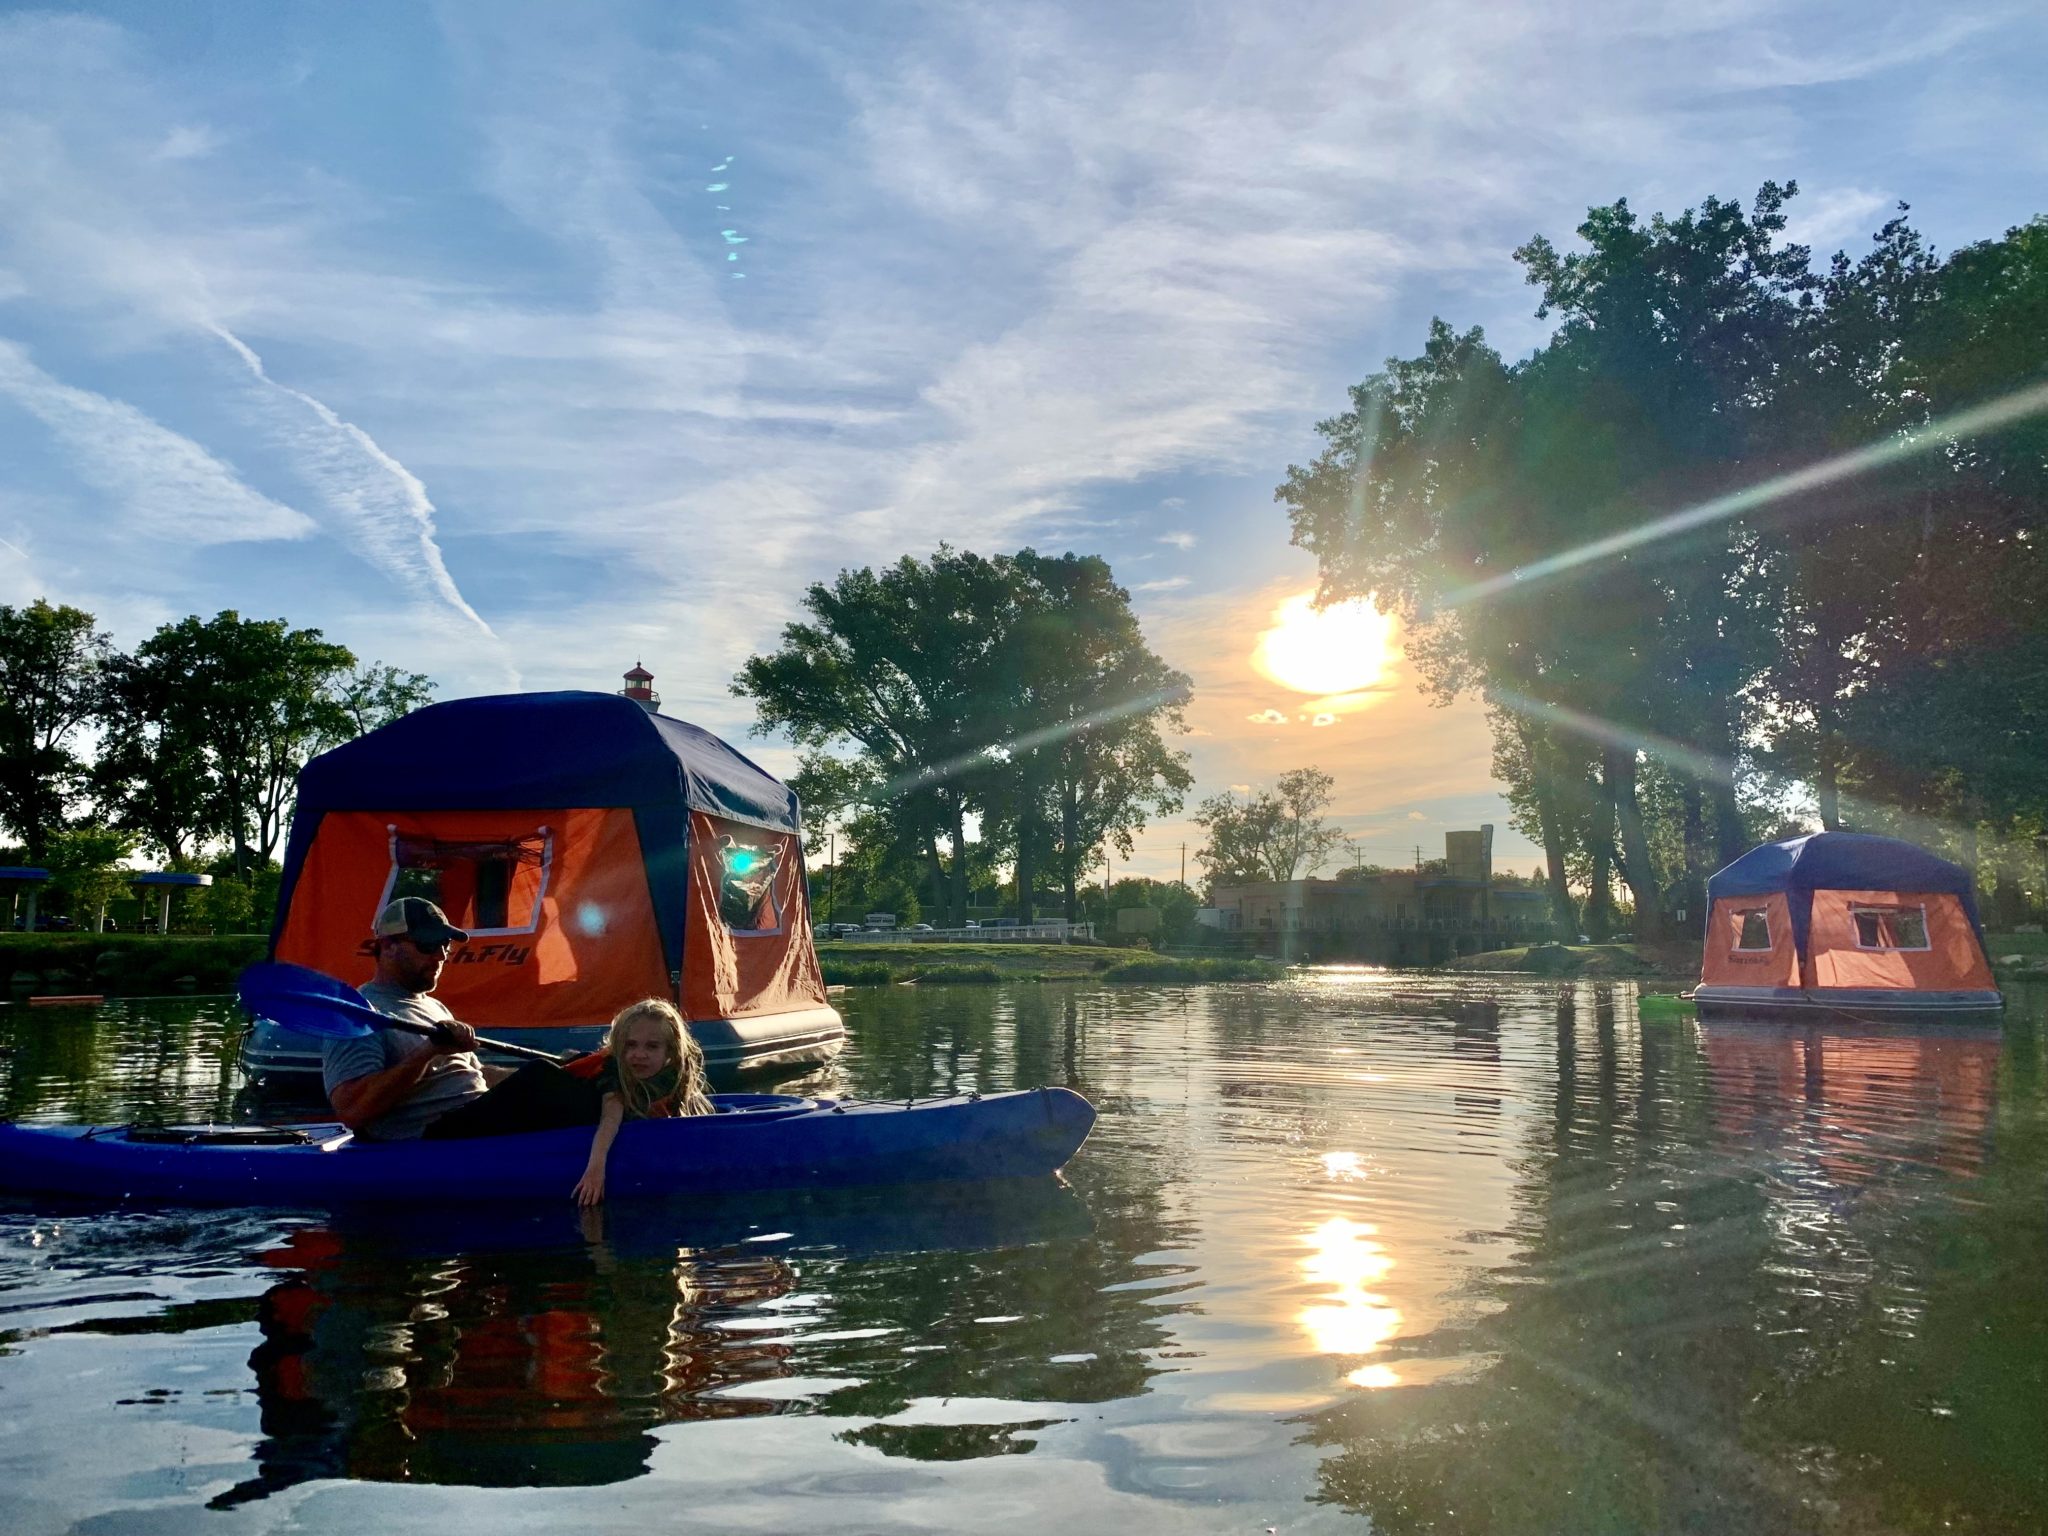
[3,1,2044,878]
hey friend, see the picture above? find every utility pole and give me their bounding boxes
[828,829,836,925]
[1414,845,1422,871]
[1179,841,1186,888]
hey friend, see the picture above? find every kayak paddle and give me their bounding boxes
[238,961,564,1066]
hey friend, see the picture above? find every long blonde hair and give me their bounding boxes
[604,999,713,1118]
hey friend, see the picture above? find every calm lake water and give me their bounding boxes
[2,974,2044,1534]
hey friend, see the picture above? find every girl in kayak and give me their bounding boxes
[573,999,714,1206]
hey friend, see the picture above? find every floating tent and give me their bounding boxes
[242,692,841,1082]
[1694,832,2001,1025]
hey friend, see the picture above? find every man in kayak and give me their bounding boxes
[325,897,614,1141]
[323,897,506,1139]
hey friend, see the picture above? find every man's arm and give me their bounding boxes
[329,1022,481,1131]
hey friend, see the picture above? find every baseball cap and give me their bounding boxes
[373,897,468,946]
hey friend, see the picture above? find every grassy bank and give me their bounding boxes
[1460,932,2048,985]
[820,941,1151,987]
[1987,930,2048,980]
[1,931,266,995]
[818,941,1282,987]
[1449,942,1697,980]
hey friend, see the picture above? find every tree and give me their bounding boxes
[1280,184,2048,923]
[737,547,1191,928]
[112,613,356,876]
[92,647,219,866]
[44,823,138,932]
[0,600,112,862]
[736,548,1015,927]
[997,551,1192,921]
[334,664,435,737]
[1194,768,1345,891]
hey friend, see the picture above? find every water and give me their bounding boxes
[2,975,2044,1534]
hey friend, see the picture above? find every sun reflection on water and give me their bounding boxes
[1298,1215,1403,1387]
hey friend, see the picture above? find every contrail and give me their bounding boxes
[208,324,500,644]
[1442,379,2048,610]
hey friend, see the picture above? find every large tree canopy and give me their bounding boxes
[96,620,434,872]
[735,546,1190,927]
[1281,187,2048,928]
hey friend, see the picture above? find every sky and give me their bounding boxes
[2,0,2044,883]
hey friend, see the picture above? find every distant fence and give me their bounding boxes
[825,923,1096,944]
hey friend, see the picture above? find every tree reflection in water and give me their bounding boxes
[1292,1010,2041,1535]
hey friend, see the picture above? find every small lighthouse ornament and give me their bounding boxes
[620,661,659,712]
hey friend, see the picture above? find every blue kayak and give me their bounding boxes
[0,1089,1095,1206]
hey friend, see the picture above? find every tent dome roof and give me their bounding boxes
[293,691,800,832]
[1707,831,1973,901]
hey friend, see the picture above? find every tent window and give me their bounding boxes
[1735,908,1772,950]
[384,829,551,937]
[715,832,784,936]
[1852,905,1930,951]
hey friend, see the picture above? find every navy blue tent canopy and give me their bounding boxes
[1707,832,1982,950]
[292,692,799,830]
[273,692,803,972]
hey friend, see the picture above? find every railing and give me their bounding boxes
[824,922,1095,944]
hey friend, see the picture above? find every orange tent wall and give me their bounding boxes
[1805,889,1995,991]
[681,811,827,1022]
[274,807,670,1029]
[1699,894,1800,987]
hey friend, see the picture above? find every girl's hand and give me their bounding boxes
[573,1166,606,1206]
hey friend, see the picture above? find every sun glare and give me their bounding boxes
[1251,593,1396,697]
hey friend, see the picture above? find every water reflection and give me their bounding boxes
[215,1220,788,1503]
[187,1180,1142,1501]
[1297,1216,1401,1387]
[1296,1010,2040,1534]
[4,980,2046,1531]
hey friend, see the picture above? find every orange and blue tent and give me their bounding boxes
[1695,831,2001,1024]
[268,692,832,1047]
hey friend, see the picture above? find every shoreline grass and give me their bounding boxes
[1,931,266,995]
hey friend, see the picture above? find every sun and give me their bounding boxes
[1251,593,1397,696]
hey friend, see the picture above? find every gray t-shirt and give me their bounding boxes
[322,981,488,1141]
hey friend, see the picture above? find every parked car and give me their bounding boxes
[828,922,864,938]
[907,923,934,933]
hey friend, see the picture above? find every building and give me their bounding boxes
[1206,825,1551,963]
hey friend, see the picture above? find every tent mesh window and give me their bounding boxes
[1851,905,1929,951]
[1735,908,1772,950]
[714,833,783,934]
[390,831,549,932]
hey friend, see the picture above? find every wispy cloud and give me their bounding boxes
[0,0,2040,768]
[1134,576,1190,593]
[0,338,313,545]
[152,124,220,161]
[1248,708,1289,725]
[1782,185,1893,254]
[207,324,500,646]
